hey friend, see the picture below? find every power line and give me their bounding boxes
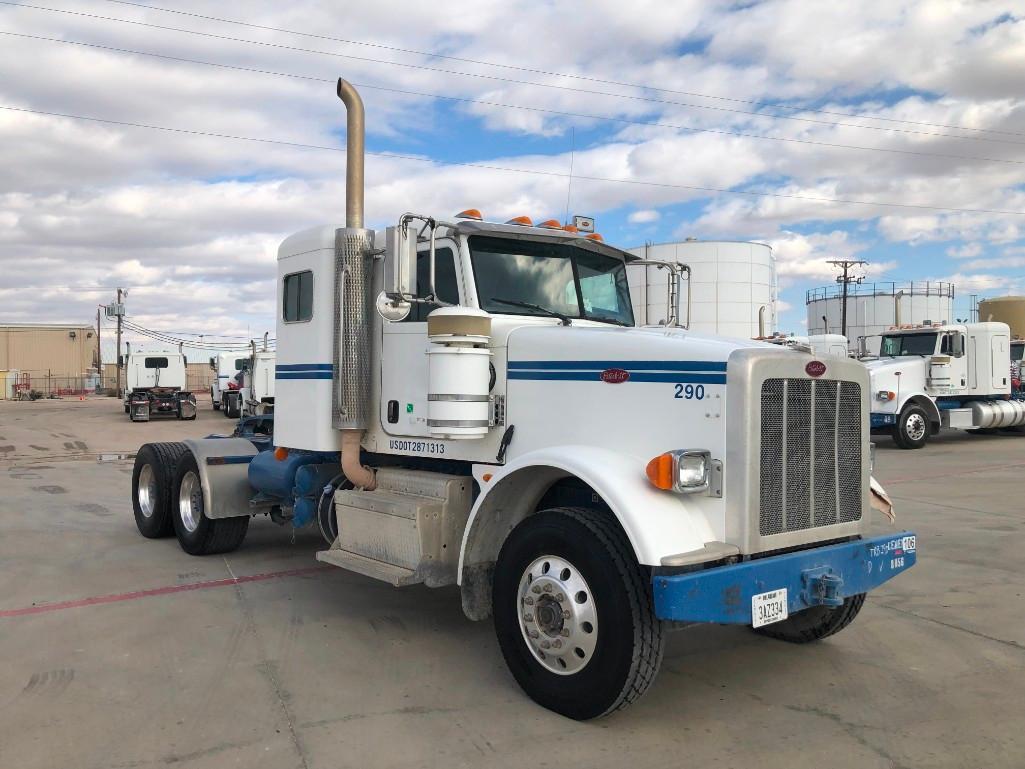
[5,31,1025,167]
[101,0,1025,140]
[6,1,1025,147]
[4,103,1025,216]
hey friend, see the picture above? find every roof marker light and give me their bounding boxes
[562,224,579,234]
[505,215,533,226]
[585,233,604,242]
[538,219,562,229]
[455,208,483,221]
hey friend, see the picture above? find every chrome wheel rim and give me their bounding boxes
[905,412,927,441]
[517,555,598,675]
[137,464,157,518]
[178,471,203,533]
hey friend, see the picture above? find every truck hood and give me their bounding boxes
[504,323,780,365]
[865,356,927,411]
[865,356,927,379]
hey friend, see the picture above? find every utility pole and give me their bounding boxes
[828,260,867,339]
[95,307,101,373]
[115,288,123,398]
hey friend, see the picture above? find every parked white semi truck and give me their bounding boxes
[209,352,247,416]
[129,80,916,719]
[122,344,196,422]
[240,349,275,417]
[868,321,1025,448]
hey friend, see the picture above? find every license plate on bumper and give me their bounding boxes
[751,588,788,628]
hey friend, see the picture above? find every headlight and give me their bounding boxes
[646,449,712,494]
[876,390,896,401]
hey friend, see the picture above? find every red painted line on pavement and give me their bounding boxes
[0,565,331,619]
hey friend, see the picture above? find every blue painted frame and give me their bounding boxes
[652,532,917,624]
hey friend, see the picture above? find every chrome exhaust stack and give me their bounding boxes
[334,77,376,490]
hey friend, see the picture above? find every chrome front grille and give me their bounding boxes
[759,378,862,536]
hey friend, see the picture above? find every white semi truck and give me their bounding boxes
[209,352,248,416]
[868,321,1025,448]
[240,349,276,417]
[122,344,196,422]
[129,80,916,719]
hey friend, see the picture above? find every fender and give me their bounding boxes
[182,438,259,520]
[896,392,941,425]
[458,445,720,584]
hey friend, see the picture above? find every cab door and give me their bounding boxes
[991,333,1010,391]
[380,242,464,436]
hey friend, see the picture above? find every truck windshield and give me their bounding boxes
[469,236,634,326]
[234,359,247,371]
[1012,342,1024,362]
[880,332,937,356]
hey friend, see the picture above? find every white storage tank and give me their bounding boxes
[626,240,777,339]
[806,282,955,353]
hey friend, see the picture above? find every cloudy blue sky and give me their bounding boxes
[1,0,1023,355]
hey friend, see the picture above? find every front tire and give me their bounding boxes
[754,594,865,643]
[224,393,241,419]
[493,507,664,720]
[171,454,249,555]
[892,404,929,449]
[131,442,188,538]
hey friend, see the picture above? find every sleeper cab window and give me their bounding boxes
[283,270,314,323]
[144,357,168,369]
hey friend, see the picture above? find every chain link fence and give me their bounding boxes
[2,371,215,400]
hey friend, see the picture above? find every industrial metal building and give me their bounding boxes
[0,322,99,397]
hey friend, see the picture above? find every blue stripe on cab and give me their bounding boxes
[276,372,333,380]
[508,371,726,384]
[276,363,333,372]
[507,360,727,372]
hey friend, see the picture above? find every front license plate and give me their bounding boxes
[751,588,788,628]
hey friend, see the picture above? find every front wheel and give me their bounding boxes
[892,405,929,449]
[171,454,249,555]
[493,507,664,720]
[753,593,865,643]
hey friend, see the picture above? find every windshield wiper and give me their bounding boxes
[490,298,572,326]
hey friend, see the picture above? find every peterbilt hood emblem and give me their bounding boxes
[805,360,827,378]
[600,368,630,384]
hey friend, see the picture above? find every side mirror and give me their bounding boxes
[118,355,124,368]
[209,357,216,370]
[385,224,416,300]
[952,333,964,358]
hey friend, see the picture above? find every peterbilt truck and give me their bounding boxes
[209,352,247,416]
[240,349,276,417]
[129,79,915,720]
[868,321,1025,448]
[121,344,196,422]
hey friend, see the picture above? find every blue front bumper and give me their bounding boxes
[652,532,916,624]
[871,412,897,427]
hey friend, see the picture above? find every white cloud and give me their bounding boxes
[947,242,983,258]
[628,209,660,224]
[960,255,1025,271]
